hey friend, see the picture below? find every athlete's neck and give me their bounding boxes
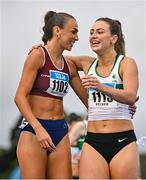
[97,51,117,67]
[46,41,63,61]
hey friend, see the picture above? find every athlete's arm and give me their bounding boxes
[67,59,88,108]
[82,57,139,105]
[69,121,85,145]
[15,48,44,128]
[65,55,94,73]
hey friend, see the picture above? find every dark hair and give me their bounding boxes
[42,11,76,45]
[96,17,125,55]
[68,113,82,124]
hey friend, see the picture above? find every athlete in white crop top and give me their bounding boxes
[88,54,132,121]
[67,17,140,179]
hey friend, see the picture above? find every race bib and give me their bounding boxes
[88,82,117,107]
[45,70,69,97]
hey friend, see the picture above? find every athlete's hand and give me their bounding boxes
[129,96,139,119]
[81,75,103,91]
[28,43,42,55]
[73,152,81,161]
[35,125,56,152]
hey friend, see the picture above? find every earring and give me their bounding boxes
[110,41,114,46]
[57,34,60,39]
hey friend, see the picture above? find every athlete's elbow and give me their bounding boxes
[126,95,137,105]
[14,91,23,106]
[14,93,19,106]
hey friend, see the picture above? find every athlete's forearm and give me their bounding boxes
[101,85,137,105]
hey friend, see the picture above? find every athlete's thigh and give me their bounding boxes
[79,143,110,179]
[17,132,47,179]
[47,134,72,179]
[110,142,140,179]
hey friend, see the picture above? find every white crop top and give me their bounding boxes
[88,54,132,121]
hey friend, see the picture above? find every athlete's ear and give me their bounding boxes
[53,26,61,38]
[110,34,118,45]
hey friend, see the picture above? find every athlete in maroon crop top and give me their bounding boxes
[30,46,70,100]
[14,11,88,179]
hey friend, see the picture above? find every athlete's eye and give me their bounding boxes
[90,31,94,35]
[97,30,104,34]
[71,28,78,34]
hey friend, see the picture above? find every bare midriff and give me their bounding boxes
[28,95,64,120]
[87,119,134,133]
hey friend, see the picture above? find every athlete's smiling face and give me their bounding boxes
[89,20,117,54]
[58,18,79,51]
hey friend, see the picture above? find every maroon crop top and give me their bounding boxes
[30,46,70,100]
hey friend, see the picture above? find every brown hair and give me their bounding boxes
[42,11,76,45]
[96,17,125,55]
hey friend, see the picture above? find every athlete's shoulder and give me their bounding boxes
[120,55,138,75]
[25,47,44,69]
[28,47,44,59]
[121,55,137,66]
